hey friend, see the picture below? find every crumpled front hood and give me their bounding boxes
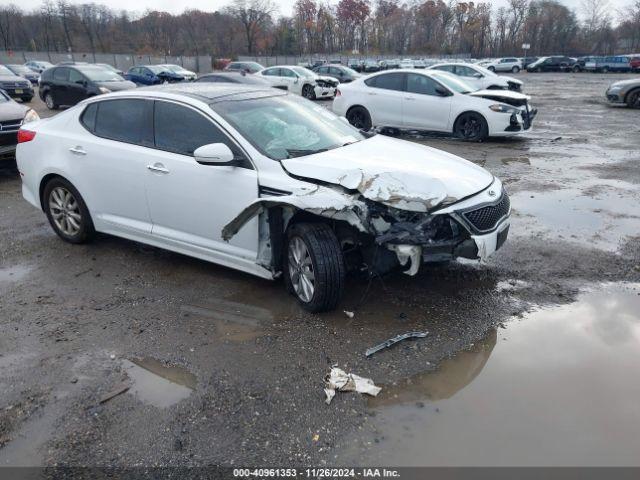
[281,135,493,212]
[470,89,530,101]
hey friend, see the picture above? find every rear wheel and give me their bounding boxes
[346,106,372,131]
[44,92,58,110]
[601,66,609,73]
[43,178,95,244]
[511,66,520,73]
[626,89,640,108]
[302,84,316,100]
[284,223,345,313]
[454,112,489,142]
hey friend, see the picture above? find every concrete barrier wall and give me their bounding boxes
[0,50,212,73]
[238,53,471,67]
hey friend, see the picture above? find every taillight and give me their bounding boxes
[335,89,341,97]
[17,130,36,143]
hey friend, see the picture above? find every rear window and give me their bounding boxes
[80,103,98,132]
[94,99,153,146]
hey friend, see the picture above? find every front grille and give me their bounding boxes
[0,131,18,146]
[0,119,22,131]
[463,193,510,232]
[1,81,30,88]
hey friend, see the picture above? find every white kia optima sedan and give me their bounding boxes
[16,84,510,312]
[333,70,535,141]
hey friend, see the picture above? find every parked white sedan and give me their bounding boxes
[428,63,523,91]
[259,65,338,99]
[333,69,536,141]
[16,84,510,312]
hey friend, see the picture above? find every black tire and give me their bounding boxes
[346,106,372,131]
[21,96,33,103]
[454,112,489,142]
[602,66,609,73]
[44,92,58,110]
[284,223,345,313]
[511,66,520,73]
[302,84,316,100]
[488,66,495,72]
[572,65,580,73]
[626,89,640,109]
[43,177,95,244]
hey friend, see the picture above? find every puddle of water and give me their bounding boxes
[123,358,196,409]
[0,265,32,285]
[180,297,272,342]
[510,187,640,250]
[338,283,640,466]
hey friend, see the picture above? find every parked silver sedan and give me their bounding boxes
[606,78,640,108]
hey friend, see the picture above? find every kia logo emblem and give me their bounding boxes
[488,190,497,197]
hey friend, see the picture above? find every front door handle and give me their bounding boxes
[69,146,86,155]
[147,163,169,174]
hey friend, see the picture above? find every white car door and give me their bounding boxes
[402,73,452,131]
[279,68,303,95]
[363,72,405,128]
[144,100,259,263]
[71,98,154,234]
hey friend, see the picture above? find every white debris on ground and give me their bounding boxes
[344,310,355,319]
[324,366,382,405]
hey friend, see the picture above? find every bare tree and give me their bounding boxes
[226,0,277,54]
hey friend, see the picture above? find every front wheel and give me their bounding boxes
[626,89,640,108]
[44,92,58,110]
[346,106,372,131]
[302,84,316,100]
[284,223,345,313]
[43,178,95,244]
[454,112,489,142]
[488,66,496,72]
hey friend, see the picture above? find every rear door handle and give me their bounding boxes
[69,146,86,155]
[147,163,169,174]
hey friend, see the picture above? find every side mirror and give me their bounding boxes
[473,73,483,78]
[435,85,451,97]
[294,77,300,84]
[194,143,236,165]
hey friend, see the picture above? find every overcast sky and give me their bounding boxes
[15,0,629,18]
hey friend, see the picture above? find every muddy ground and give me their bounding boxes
[1,72,639,468]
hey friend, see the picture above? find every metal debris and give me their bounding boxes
[99,382,130,404]
[365,331,429,357]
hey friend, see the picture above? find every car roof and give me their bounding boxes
[96,83,286,103]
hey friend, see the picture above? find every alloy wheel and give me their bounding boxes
[49,187,82,236]
[287,237,315,303]
[458,116,481,139]
[45,94,54,109]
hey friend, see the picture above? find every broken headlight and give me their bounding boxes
[489,103,520,114]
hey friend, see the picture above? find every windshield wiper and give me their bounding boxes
[285,148,328,158]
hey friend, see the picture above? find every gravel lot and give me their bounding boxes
[1,72,640,468]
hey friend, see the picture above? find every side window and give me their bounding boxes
[69,69,84,83]
[456,66,477,77]
[94,99,153,146]
[80,103,98,132]
[434,65,455,73]
[281,69,296,78]
[317,67,327,74]
[329,67,340,74]
[53,68,69,82]
[153,101,239,157]
[406,74,439,96]
[262,68,279,76]
[365,73,405,91]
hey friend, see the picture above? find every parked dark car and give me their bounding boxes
[195,71,287,90]
[348,59,364,72]
[526,56,574,72]
[571,56,600,72]
[39,64,136,110]
[0,65,34,102]
[313,64,361,83]
[223,61,265,74]
[363,59,380,72]
[520,57,539,69]
[125,65,184,85]
[0,89,39,161]
[4,64,40,85]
